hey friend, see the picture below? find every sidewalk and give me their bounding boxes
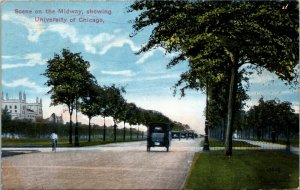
[200,139,299,155]
[234,139,299,155]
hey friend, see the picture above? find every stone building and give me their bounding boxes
[46,113,63,124]
[1,92,43,121]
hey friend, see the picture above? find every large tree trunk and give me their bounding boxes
[88,117,91,142]
[74,101,79,147]
[113,119,117,141]
[222,118,226,141]
[225,64,238,156]
[69,112,73,144]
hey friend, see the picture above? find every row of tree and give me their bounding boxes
[243,98,298,141]
[1,116,145,141]
[128,1,299,155]
[42,48,189,146]
[209,98,299,142]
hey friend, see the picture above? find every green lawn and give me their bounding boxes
[185,151,299,189]
[2,138,145,147]
[285,139,299,147]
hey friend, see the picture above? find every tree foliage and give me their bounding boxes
[43,48,96,144]
[80,84,105,142]
[245,98,298,140]
[129,1,299,155]
[103,85,126,141]
[2,107,11,125]
[42,46,194,144]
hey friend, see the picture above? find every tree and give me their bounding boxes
[43,48,96,145]
[245,98,298,141]
[104,85,126,141]
[117,100,128,141]
[2,107,11,125]
[100,85,110,141]
[126,103,139,140]
[129,1,298,155]
[80,84,104,142]
[207,70,249,141]
[171,121,190,131]
[118,102,138,141]
[142,109,171,126]
[134,107,146,139]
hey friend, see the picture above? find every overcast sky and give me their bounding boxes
[2,1,298,134]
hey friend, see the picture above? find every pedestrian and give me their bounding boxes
[50,132,58,152]
[271,131,276,143]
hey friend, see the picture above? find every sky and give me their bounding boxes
[1,1,299,134]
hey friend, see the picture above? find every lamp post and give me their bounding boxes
[203,79,210,151]
[203,120,210,151]
[130,125,132,140]
[286,121,290,152]
[103,116,107,141]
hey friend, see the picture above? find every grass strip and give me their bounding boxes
[185,150,299,190]
[2,138,145,147]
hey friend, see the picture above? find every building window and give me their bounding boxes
[9,105,12,109]
[15,110,17,113]
[15,105,17,109]
[5,105,7,109]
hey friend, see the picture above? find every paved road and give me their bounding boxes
[2,139,201,189]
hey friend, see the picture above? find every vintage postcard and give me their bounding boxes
[1,1,299,189]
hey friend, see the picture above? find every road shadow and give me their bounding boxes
[2,150,40,158]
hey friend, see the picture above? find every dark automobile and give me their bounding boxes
[171,131,180,139]
[147,123,171,152]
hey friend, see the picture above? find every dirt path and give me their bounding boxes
[2,139,201,189]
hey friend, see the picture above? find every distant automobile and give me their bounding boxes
[171,131,181,139]
[147,123,171,152]
[188,133,195,139]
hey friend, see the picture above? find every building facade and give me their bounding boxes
[1,92,43,121]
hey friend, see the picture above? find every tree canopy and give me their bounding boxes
[43,48,96,145]
[129,1,299,155]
